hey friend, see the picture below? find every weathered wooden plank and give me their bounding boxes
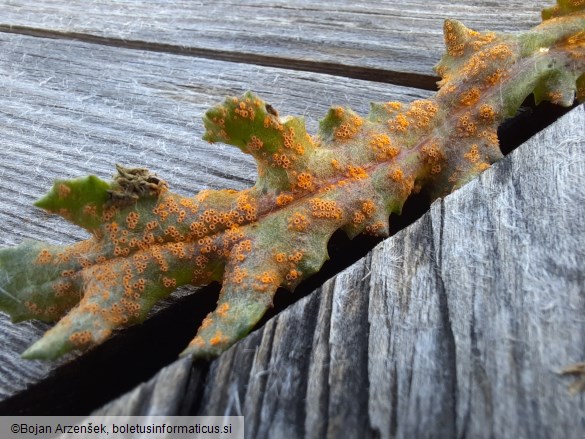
[191,105,584,438]
[0,1,551,87]
[0,32,431,402]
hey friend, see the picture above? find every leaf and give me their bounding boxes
[0,1,584,360]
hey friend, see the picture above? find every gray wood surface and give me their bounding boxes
[0,31,431,401]
[96,105,585,438]
[0,1,551,88]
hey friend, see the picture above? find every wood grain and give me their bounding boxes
[0,31,431,402]
[0,0,551,88]
[102,105,583,438]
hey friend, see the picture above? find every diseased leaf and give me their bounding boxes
[0,1,584,360]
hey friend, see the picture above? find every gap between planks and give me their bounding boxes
[0,24,438,90]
